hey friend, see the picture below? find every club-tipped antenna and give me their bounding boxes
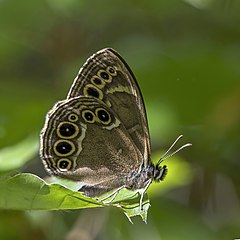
[157,135,192,165]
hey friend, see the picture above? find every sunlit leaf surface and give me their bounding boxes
[0,173,150,222]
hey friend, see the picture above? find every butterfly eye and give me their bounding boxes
[57,122,79,139]
[57,158,72,171]
[82,110,95,123]
[68,114,78,122]
[98,70,112,83]
[95,108,111,125]
[106,66,117,76]
[54,140,76,156]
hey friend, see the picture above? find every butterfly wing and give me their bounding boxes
[40,96,143,196]
[67,48,151,166]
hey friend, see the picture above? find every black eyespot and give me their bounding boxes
[69,114,78,122]
[59,160,70,169]
[93,78,102,85]
[108,67,115,74]
[84,111,94,121]
[87,87,99,98]
[107,66,117,76]
[100,71,110,80]
[59,123,76,137]
[97,109,110,122]
[55,141,73,154]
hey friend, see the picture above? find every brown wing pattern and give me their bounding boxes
[67,48,151,165]
[40,96,143,195]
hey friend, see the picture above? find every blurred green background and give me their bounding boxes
[0,0,240,239]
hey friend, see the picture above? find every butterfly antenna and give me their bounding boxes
[157,135,192,165]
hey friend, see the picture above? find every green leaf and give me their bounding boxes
[0,150,191,223]
[0,135,38,172]
[0,173,101,210]
[97,188,150,224]
[0,173,149,223]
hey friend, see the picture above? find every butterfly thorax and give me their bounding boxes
[125,163,168,190]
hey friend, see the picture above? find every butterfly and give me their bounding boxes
[40,48,190,209]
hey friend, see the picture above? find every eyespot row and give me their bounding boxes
[82,107,111,124]
[83,65,117,100]
[52,107,112,171]
[47,67,117,172]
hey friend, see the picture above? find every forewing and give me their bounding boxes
[67,48,151,164]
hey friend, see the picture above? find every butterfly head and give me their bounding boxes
[153,164,168,182]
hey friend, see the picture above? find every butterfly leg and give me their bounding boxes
[99,185,126,204]
[139,179,152,210]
